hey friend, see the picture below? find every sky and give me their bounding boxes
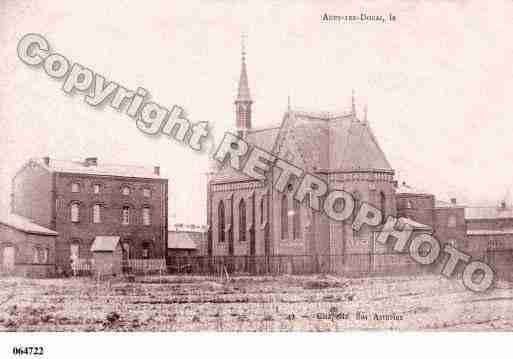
[1,0,513,224]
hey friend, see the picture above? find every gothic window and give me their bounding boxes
[122,206,130,225]
[239,199,246,241]
[293,199,301,239]
[352,191,361,241]
[281,194,289,240]
[380,191,386,224]
[42,248,49,264]
[93,204,101,223]
[93,184,101,194]
[260,196,265,225]
[218,201,225,242]
[71,203,80,222]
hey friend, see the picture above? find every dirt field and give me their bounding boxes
[1,274,512,331]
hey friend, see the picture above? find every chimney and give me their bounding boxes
[450,198,457,205]
[500,200,507,210]
[154,166,160,175]
[43,156,50,166]
[85,157,98,166]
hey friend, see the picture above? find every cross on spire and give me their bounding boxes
[241,33,247,62]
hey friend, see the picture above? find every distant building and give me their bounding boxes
[11,157,168,273]
[0,212,57,277]
[168,224,207,258]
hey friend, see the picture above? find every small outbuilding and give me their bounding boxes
[0,212,57,277]
[90,236,123,277]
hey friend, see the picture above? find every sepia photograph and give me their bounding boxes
[1,0,512,357]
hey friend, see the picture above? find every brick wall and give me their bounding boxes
[53,173,167,270]
[0,223,56,277]
[11,162,54,229]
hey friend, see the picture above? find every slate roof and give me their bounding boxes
[0,213,58,236]
[32,158,162,179]
[211,127,280,182]
[465,207,513,220]
[90,236,120,252]
[211,108,393,183]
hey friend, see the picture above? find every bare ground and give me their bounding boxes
[1,274,512,331]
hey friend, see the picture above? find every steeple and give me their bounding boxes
[235,33,252,137]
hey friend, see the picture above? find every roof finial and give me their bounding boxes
[241,32,247,63]
[351,89,356,117]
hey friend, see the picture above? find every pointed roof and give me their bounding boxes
[211,105,393,184]
[235,40,252,103]
[0,213,58,236]
[279,110,392,172]
[91,236,120,252]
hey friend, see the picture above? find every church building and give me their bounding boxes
[206,44,410,274]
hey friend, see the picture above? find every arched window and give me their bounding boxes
[122,186,130,195]
[352,191,361,240]
[93,204,101,223]
[122,241,130,260]
[281,194,289,240]
[260,196,266,225]
[239,199,246,241]
[71,203,80,222]
[70,242,80,260]
[218,201,225,242]
[142,206,151,226]
[406,200,413,209]
[380,192,386,224]
[122,206,130,225]
[293,199,301,239]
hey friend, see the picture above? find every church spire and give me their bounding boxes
[235,33,252,137]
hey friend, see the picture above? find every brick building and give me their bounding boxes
[0,212,57,277]
[206,46,513,277]
[206,46,428,275]
[11,157,168,273]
